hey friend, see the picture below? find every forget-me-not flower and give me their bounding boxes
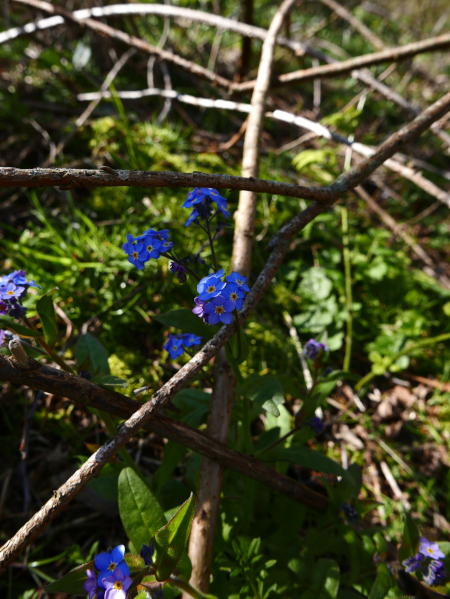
[83,569,99,599]
[197,272,226,301]
[204,295,235,325]
[221,283,245,310]
[102,568,133,599]
[95,545,130,589]
[226,272,250,292]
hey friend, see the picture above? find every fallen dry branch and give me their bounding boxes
[0,90,449,570]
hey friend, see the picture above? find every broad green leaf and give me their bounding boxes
[298,267,333,301]
[46,560,93,593]
[36,288,58,348]
[262,446,349,480]
[368,563,392,599]
[118,468,166,552]
[314,558,340,599]
[152,493,196,582]
[0,316,43,337]
[399,513,420,563]
[75,333,110,376]
[237,375,285,417]
[154,309,213,340]
[92,374,129,389]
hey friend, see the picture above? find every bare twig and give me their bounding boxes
[0,88,448,570]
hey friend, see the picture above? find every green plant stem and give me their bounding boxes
[355,331,450,391]
[204,217,218,272]
[167,250,201,282]
[342,203,352,372]
[170,576,218,599]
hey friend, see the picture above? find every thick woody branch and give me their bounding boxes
[0,351,327,509]
[0,92,448,569]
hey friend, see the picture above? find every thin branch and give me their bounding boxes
[0,89,448,570]
[232,32,450,91]
[12,0,233,90]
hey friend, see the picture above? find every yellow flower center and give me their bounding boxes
[147,245,153,251]
[108,562,116,571]
[114,581,123,590]
[133,251,138,259]
[427,548,433,554]
[215,306,224,314]
[237,279,242,285]
[7,290,14,295]
[207,286,215,293]
[173,345,178,351]
[230,293,237,300]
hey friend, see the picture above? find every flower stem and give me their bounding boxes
[170,576,218,599]
[205,217,218,272]
[342,203,352,372]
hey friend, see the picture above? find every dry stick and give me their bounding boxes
[0,89,449,570]
[12,0,233,90]
[0,349,326,509]
[185,350,235,594]
[75,88,450,211]
[186,2,299,592]
[355,185,450,289]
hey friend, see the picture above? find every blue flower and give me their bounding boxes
[183,188,230,225]
[83,569,98,599]
[197,272,226,301]
[160,239,174,251]
[419,537,445,560]
[0,283,25,300]
[102,568,133,599]
[192,297,207,319]
[122,239,147,270]
[181,333,202,348]
[403,553,423,573]
[226,272,250,292]
[164,335,185,359]
[95,545,130,589]
[306,416,324,436]
[303,339,329,361]
[140,542,154,566]
[0,302,8,315]
[204,295,235,325]
[221,283,245,310]
[185,207,200,227]
[340,502,358,524]
[423,559,447,587]
[141,235,162,260]
[0,330,5,346]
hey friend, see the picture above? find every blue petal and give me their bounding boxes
[95,552,112,571]
[111,545,125,563]
[220,312,233,324]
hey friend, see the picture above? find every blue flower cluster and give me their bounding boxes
[403,537,448,587]
[0,270,41,346]
[84,545,132,599]
[182,187,230,227]
[122,228,174,271]
[164,333,202,359]
[192,270,249,325]
[303,338,329,361]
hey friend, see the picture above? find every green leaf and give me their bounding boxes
[262,446,349,480]
[75,333,110,376]
[36,288,58,348]
[0,316,43,337]
[92,374,129,389]
[118,467,167,553]
[154,309,213,340]
[297,267,333,301]
[45,560,93,593]
[399,513,420,563]
[314,558,340,599]
[368,563,392,599]
[152,493,196,582]
[236,375,285,417]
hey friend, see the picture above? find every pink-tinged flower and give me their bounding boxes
[102,568,133,599]
[83,569,98,599]
[192,297,207,318]
[419,537,445,560]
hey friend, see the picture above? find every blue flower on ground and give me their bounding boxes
[226,272,250,292]
[221,283,245,310]
[204,295,235,325]
[102,568,133,599]
[181,333,202,348]
[306,416,324,436]
[423,559,447,587]
[403,553,423,573]
[192,297,207,319]
[419,537,445,560]
[83,569,98,599]
[140,542,154,566]
[197,272,226,301]
[303,338,329,361]
[0,283,25,300]
[95,545,130,589]
[164,335,185,359]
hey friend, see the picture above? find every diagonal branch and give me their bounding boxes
[0,89,449,570]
